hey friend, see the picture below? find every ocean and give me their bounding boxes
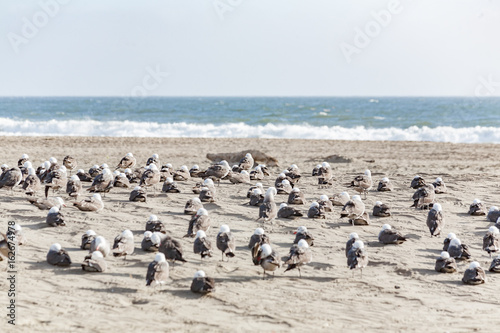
[0,96,499,143]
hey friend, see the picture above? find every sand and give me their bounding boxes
[1,137,500,332]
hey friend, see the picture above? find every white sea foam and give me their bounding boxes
[0,118,499,143]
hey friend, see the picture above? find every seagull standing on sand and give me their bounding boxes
[284,239,312,277]
[248,228,270,250]
[410,175,426,189]
[347,240,368,277]
[129,186,147,202]
[426,203,444,237]
[216,225,236,261]
[186,208,211,238]
[258,187,278,222]
[238,153,254,171]
[307,201,325,219]
[193,230,212,259]
[483,226,500,257]
[293,226,314,246]
[63,155,77,175]
[447,238,471,260]
[330,191,350,206]
[23,167,41,196]
[0,167,22,192]
[345,233,359,257]
[253,243,281,279]
[349,169,372,199]
[66,175,82,200]
[146,253,169,286]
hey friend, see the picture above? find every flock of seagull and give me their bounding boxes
[1,151,500,292]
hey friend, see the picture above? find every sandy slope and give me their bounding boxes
[1,137,500,332]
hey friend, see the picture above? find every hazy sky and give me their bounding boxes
[1,0,499,96]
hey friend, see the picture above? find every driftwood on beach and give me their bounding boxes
[206,150,279,167]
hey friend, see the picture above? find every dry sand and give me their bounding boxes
[1,137,500,332]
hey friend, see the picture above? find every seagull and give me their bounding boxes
[276,179,293,195]
[46,243,71,266]
[159,236,187,266]
[447,238,472,260]
[184,197,203,215]
[62,155,77,175]
[173,165,191,181]
[238,153,254,171]
[253,244,281,279]
[216,225,235,261]
[66,175,82,200]
[468,199,486,216]
[410,175,426,189]
[293,226,314,246]
[462,261,486,285]
[17,154,29,167]
[247,183,264,198]
[284,239,312,277]
[489,254,500,273]
[341,195,365,221]
[483,226,500,257]
[141,231,163,252]
[307,201,325,219]
[139,164,161,193]
[249,188,264,206]
[488,206,500,223]
[162,177,180,193]
[129,186,147,202]
[28,196,65,210]
[193,230,212,259]
[145,214,166,233]
[249,165,264,181]
[146,153,161,168]
[377,177,394,191]
[22,167,41,196]
[347,240,368,277]
[113,171,130,188]
[43,166,68,198]
[330,191,350,206]
[378,224,406,245]
[80,230,96,250]
[88,164,102,178]
[228,170,251,184]
[435,251,457,273]
[81,251,107,272]
[76,169,93,182]
[258,187,278,222]
[317,162,334,187]
[411,184,436,209]
[190,270,215,293]
[277,203,303,219]
[87,168,113,194]
[186,208,211,238]
[349,169,372,199]
[318,194,334,212]
[112,229,135,258]
[0,167,22,192]
[90,235,111,257]
[345,232,359,257]
[288,187,305,205]
[426,203,444,237]
[116,152,136,170]
[189,164,204,178]
[372,201,391,217]
[204,160,231,185]
[432,177,447,194]
[73,193,104,212]
[146,253,169,286]
[46,206,66,227]
[248,227,270,250]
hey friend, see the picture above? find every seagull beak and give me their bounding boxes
[293,232,297,234]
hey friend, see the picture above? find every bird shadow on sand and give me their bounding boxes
[81,286,140,294]
[158,288,205,299]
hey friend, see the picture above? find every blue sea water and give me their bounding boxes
[0,96,499,143]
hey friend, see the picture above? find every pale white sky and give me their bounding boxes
[1,0,499,96]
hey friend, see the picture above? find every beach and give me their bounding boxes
[1,136,500,332]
